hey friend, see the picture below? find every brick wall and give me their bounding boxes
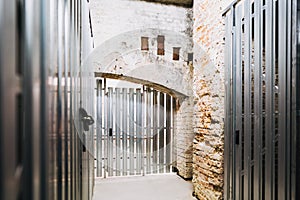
[192,0,232,199]
[174,96,194,178]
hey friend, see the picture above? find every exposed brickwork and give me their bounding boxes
[175,8,194,179]
[192,0,232,199]
[174,96,194,178]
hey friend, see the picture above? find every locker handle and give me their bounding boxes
[109,128,113,136]
[79,107,94,131]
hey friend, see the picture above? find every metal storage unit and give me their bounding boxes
[0,0,95,200]
[224,0,300,199]
[95,80,175,178]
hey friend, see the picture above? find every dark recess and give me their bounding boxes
[138,0,193,8]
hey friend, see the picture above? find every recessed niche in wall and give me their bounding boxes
[141,37,149,51]
[173,47,180,61]
[157,35,165,55]
[188,53,193,62]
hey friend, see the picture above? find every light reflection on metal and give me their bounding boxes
[224,0,296,199]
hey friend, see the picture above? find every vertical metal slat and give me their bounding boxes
[243,1,252,199]
[142,88,146,176]
[278,0,288,199]
[103,80,107,179]
[136,89,142,175]
[115,88,121,176]
[290,1,298,200]
[57,0,65,198]
[224,9,233,200]
[254,1,263,199]
[122,88,128,176]
[235,5,243,199]
[129,88,135,175]
[0,1,18,200]
[107,87,113,176]
[96,80,102,177]
[152,90,158,173]
[171,97,176,172]
[159,92,165,173]
[231,7,237,199]
[265,0,274,199]
[286,1,292,200]
[290,1,300,200]
[146,87,151,174]
[165,94,171,173]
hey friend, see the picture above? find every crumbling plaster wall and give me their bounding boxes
[90,0,194,178]
[192,0,232,199]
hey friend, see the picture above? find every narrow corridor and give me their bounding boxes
[2,0,300,200]
[92,174,196,200]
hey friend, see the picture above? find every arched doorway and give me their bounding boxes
[95,78,176,177]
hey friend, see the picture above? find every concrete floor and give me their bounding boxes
[92,173,197,200]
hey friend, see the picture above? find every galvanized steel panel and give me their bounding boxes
[129,88,135,175]
[159,92,165,173]
[96,80,103,177]
[122,88,128,176]
[235,5,243,199]
[166,95,171,173]
[145,87,152,174]
[152,90,158,173]
[115,88,121,176]
[243,1,252,199]
[136,89,142,175]
[278,0,287,199]
[265,0,274,199]
[224,9,233,200]
[224,0,295,199]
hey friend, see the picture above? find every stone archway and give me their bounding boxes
[84,28,192,97]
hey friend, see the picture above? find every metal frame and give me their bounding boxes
[136,89,143,175]
[0,0,95,199]
[224,0,297,199]
[264,0,275,199]
[116,88,121,176]
[96,80,103,177]
[95,82,175,178]
[224,9,233,199]
[291,1,299,200]
[253,1,262,199]
[0,2,19,200]
[122,88,128,176]
[243,0,252,198]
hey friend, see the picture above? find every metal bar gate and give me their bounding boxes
[95,79,174,177]
[224,0,298,199]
